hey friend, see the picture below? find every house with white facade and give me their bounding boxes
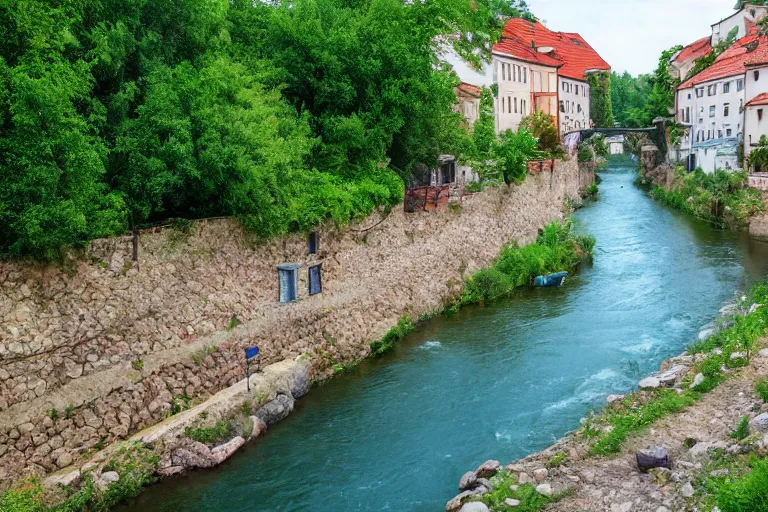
[669,36,712,82]
[490,19,610,137]
[674,33,768,173]
[455,82,482,128]
[711,3,767,46]
[744,44,768,163]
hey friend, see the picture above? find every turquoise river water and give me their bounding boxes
[122,166,768,512]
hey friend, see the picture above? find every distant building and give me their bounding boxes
[711,3,767,46]
[668,36,712,82]
[455,82,482,127]
[491,19,611,137]
[674,33,768,172]
[605,135,625,155]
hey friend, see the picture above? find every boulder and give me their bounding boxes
[688,441,728,457]
[517,472,533,484]
[698,328,715,341]
[45,469,81,488]
[639,377,661,390]
[474,460,500,478]
[748,304,763,314]
[157,465,185,477]
[580,470,595,484]
[750,413,768,433]
[533,468,548,481]
[446,491,480,512]
[504,498,521,507]
[210,436,245,465]
[692,373,705,388]
[535,483,553,497]
[290,361,310,399]
[636,446,669,472]
[681,481,695,497]
[759,348,768,358]
[459,503,489,512]
[606,394,625,404]
[255,394,295,426]
[730,352,747,360]
[249,416,267,440]
[172,440,218,469]
[459,471,477,491]
[657,365,687,387]
[476,478,492,490]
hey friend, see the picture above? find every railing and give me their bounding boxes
[749,173,768,191]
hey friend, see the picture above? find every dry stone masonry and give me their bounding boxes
[0,158,591,485]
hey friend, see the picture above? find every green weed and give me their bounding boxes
[730,416,751,441]
[370,316,416,357]
[185,420,232,445]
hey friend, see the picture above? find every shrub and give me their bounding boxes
[756,379,768,403]
[520,110,564,159]
[717,457,768,512]
[370,316,416,357]
[185,420,232,445]
[730,416,751,441]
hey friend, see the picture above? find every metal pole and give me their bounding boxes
[246,360,250,392]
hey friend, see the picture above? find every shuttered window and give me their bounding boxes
[278,264,298,303]
[309,264,322,296]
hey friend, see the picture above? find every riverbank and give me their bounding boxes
[447,284,768,512]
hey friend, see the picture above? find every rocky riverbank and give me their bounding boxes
[447,293,768,512]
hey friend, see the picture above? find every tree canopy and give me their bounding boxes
[0,0,531,259]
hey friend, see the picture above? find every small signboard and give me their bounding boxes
[245,346,259,361]
[245,346,259,391]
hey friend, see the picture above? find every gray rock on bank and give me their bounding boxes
[255,393,295,426]
[459,503,489,512]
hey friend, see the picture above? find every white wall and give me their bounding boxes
[711,6,768,45]
[689,75,745,145]
[494,55,536,133]
[744,65,768,160]
[558,77,589,134]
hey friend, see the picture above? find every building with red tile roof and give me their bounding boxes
[490,18,610,137]
[746,92,768,106]
[455,82,482,127]
[669,36,712,81]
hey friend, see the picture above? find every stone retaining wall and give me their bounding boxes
[0,158,592,485]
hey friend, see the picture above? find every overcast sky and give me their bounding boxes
[527,0,738,76]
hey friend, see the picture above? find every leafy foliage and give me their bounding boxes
[369,316,416,357]
[520,110,564,159]
[716,457,768,512]
[650,168,764,228]
[185,420,232,445]
[456,220,594,308]
[587,71,613,128]
[0,0,529,259]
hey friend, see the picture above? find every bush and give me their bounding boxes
[757,379,768,403]
[730,416,751,441]
[578,145,594,163]
[717,457,768,512]
[520,110,564,159]
[370,316,416,357]
[185,420,232,445]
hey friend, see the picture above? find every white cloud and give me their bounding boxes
[526,0,737,76]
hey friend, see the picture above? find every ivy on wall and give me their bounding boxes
[587,71,614,128]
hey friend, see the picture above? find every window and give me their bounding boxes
[518,66,522,82]
[575,85,579,95]
[559,100,565,113]
[708,84,717,96]
[277,264,298,303]
[727,128,732,137]
[523,67,527,83]
[709,105,715,117]
[737,79,744,91]
[501,97,505,113]
[718,129,723,139]
[308,232,318,254]
[755,70,760,81]
[508,96,512,114]
[685,107,690,123]
[696,87,704,98]
[308,265,322,296]
[724,104,730,117]
[688,93,692,99]
[577,104,582,113]
[562,82,566,91]
[723,82,730,93]
[514,97,518,114]
[760,109,764,121]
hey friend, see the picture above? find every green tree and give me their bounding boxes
[587,71,614,128]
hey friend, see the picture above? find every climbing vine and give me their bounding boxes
[587,71,614,128]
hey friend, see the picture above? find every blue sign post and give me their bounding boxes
[245,346,259,391]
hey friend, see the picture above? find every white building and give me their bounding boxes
[744,47,768,162]
[669,36,712,83]
[674,34,764,172]
[491,18,610,137]
[711,3,767,46]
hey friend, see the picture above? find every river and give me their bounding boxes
[122,166,768,512]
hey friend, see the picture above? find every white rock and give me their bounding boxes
[730,352,747,360]
[759,348,768,358]
[748,304,763,314]
[100,471,120,483]
[698,328,715,341]
[459,503,489,512]
[681,482,695,497]
[692,373,705,388]
[533,468,548,481]
[657,365,688,386]
[535,483,553,497]
[517,472,533,484]
[639,377,661,389]
[750,413,768,432]
[606,394,625,404]
[611,503,632,512]
[504,498,521,507]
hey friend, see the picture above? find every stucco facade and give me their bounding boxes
[711,5,767,46]
[558,77,590,134]
[494,55,540,133]
[744,66,768,161]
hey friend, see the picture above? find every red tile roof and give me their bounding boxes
[493,19,610,81]
[456,82,482,98]
[746,92,768,106]
[745,35,768,66]
[492,36,563,68]
[671,36,712,65]
[679,34,765,89]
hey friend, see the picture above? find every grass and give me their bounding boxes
[369,316,416,357]
[649,168,764,229]
[756,379,768,403]
[0,443,158,512]
[185,420,232,445]
[729,416,751,441]
[712,456,768,512]
[474,470,567,511]
[545,452,567,468]
[450,220,594,311]
[191,345,218,365]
